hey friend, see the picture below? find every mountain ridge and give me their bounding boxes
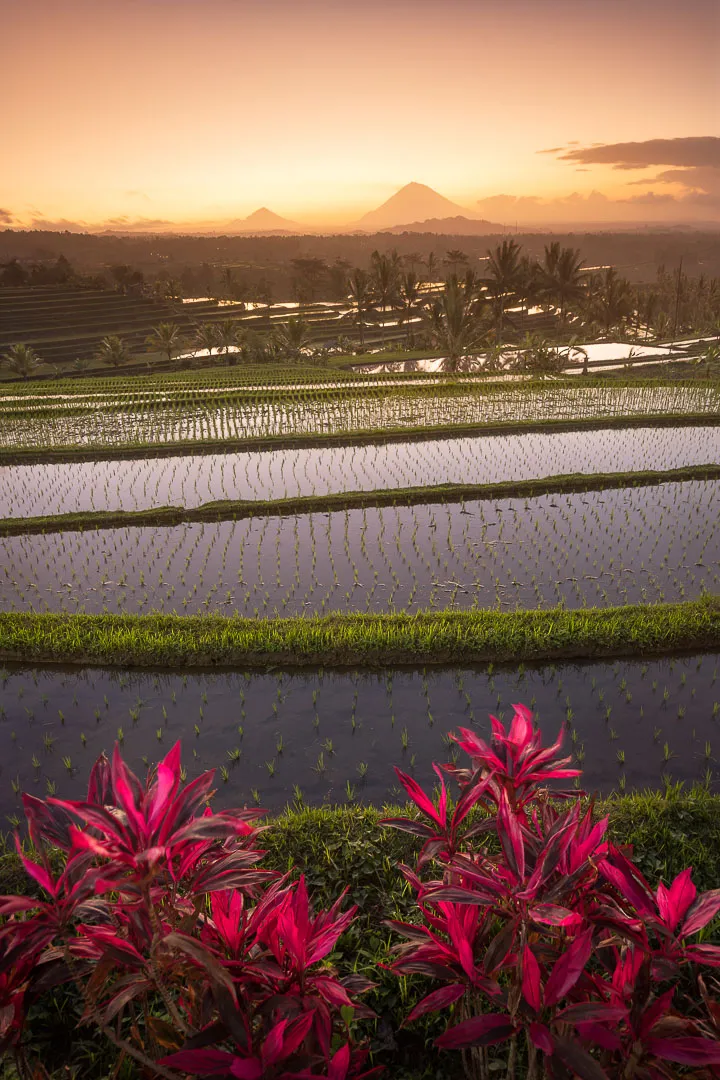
[355,182,480,231]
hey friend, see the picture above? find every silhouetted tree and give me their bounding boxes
[96,335,131,368]
[2,343,44,379]
[485,239,523,340]
[146,322,184,364]
[348,268,372,350]
[427,276,487,372]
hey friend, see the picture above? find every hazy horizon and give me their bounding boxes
[2,0,719,232]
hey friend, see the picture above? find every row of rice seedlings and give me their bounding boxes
[2,424,718,518]
[2,382,719,452]
[1,654,718,823]
[0,482,716,616]
[0,364,454,405]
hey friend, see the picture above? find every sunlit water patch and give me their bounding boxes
[1,425,717,517]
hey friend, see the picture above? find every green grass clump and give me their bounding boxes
[0,598,718,668]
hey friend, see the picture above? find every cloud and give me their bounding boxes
[124,190,153,203]
[619,191,678,205]
[475,185,720,224]
[547,136,720,170]
[5,212,177,233]
[0,209,15,224]
[27,216,92,232]
[102,217,174,231]
[629,165,720,190]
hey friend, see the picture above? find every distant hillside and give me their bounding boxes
[225,207,308,234]
[356,182,479,231]
[383,214,504,236]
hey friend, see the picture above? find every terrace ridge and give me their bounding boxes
[1,464,718,536]
[0,598,717,669]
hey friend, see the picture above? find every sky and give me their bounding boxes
[1,0,719,230]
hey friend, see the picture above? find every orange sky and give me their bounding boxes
[2,0,719,229]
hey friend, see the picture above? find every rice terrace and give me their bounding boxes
[2,2,720,1078]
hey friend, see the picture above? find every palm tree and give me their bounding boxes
[273,317,311,363]
[485,239,523,341]
[290,258,328,307]
[444,249,469,276]
[397,271,424,346]
[194,323,219,362]
[423,251,439,283]
[96,335,131,368]
[348,269,372,351]
[402,251,424,274]
[370,250,401,348]
[540,245,586,321]
[2,343,44,379]
[586,268,634,337]
[427,276,488,373]
[215,319,241,363]
[513,332,565,377]
[146,322,184,364]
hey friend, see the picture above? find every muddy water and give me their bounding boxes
[0,655,717,823]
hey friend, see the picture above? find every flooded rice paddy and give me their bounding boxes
[2,383,718,450]
[0,654,718,823]
[1,425,717,517]
[1,481,717,615]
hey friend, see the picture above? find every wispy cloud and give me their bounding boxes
[544,136,720,170]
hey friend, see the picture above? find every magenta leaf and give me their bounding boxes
[436,1013,516,1049]
[656,867,696,931]
[544,927,594,1007]
[646,1036,720,1065]
[497,790,525,881]
[393,767,444,827]
[161,1048,237,1074]
[521,945,542,1012]
[528,1021,553,1055]
[405,984,465,1024]
[553,1036,610,1080]
[680,888,720,937]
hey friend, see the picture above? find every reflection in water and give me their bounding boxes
[0,654,717,820]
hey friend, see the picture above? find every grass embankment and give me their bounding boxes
[2,790,719,1079]
[2,411,719,466]
[3,464,720,537]
[0,598,718,669]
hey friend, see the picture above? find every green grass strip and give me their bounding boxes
[2,464,719,537]
[2,411,719,466]
[0,598,718,669]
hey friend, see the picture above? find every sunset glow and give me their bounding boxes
[3,0,719,229]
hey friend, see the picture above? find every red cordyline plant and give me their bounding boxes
[382,704,720,1080]
[0,743,380,1080]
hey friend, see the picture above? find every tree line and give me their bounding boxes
[3,241,720,378]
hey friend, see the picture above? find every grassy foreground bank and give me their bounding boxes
[2,464,719,537]
[2,790,719,1079]
[0,598,718,668]
[2,410,719,466]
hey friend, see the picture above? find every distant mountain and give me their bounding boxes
[356,183,479,231]
[226,207,307,234]
[383,215,504,236]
